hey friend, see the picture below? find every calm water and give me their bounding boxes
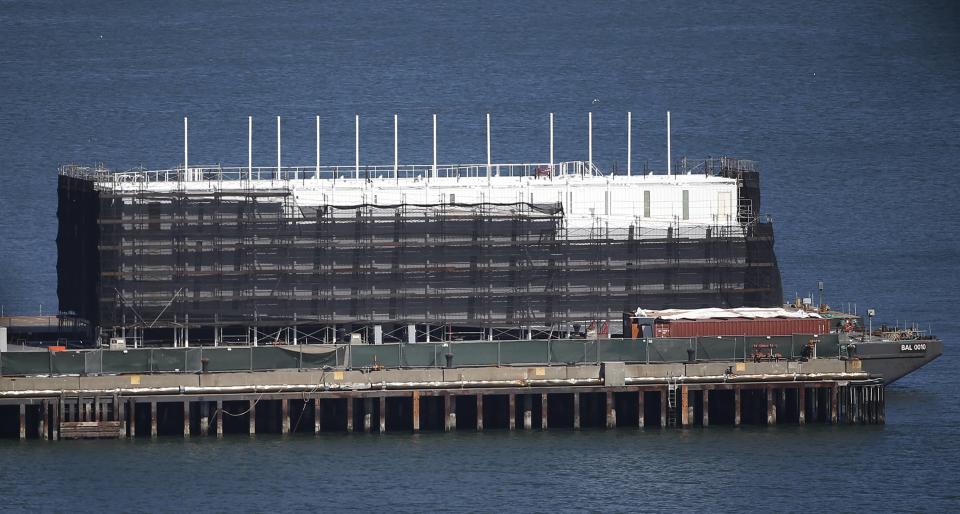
[1,0,959,511]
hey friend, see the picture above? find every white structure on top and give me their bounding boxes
[70,112,753,238]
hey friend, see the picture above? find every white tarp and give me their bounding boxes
[634,307,822,321]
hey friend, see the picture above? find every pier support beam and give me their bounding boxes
[128,399,136,438]
[734,387,741,426]
[573,393,581,430]
[766,388,776,426]
[250,400,257,435]
[606,392,616,429]
[476,394,484,431]
[281,399,290,435]
[216,400,223,438]
[444,395,454,432]
[798,387,806,425]
[680,386,690,428]
[380,396,387,433]
[313,398,320,434]
[118,399,126,437]
[150,401,157,438]
[660,389,667,428]
[541,394,548,430]
[508,394,516,430]
[412,392,420,433]
[346,399,354,433]
[200,402,209,435]
[52,399,59,441]
[39,401,48,440]
[363,398,373,433]
[830,385,838,424]
[702,390,709,427]
[18,404,25,440]
[638,390,645,428]
[523,394,532,430]
[183,401,190,438]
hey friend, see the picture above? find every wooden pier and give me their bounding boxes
[0,360,884,440]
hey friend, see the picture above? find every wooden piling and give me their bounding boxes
[680,386,689,428]
[523,394,532,430]
[281,399,290,434]
[798,387,806,425]
[313,397,320,434]
[734,387,741,426]
[541,393,548,430]
[660,388,667,428]
[830,384,838,424]
[346,398,354,433]
[250,399,257,435]
[215,400,222,437]
[18,404,25,440]
[150,401,157,438]
[40,400,48,440]
[200,402,209,435]
[606,392,616,429]
[443,394,453,432]
[94,396,100,423]
[52,399,59,441]
[183,401,190,438]
[128,399,136,438]
[363,398,373,433]
[380,396,387,433]
[766,387,776,425]
[508,394,516,430]
[573,392,580,430]
[412,391,421,432]
[638,390,645,428]
[476,394,484,431]
[702,390,709,427]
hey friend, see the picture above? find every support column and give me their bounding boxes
[128,399,136,438]
[94,396,100,423]
[766,388,776,426]
[183,401,190,438]
[18,404,25,440]
[509,394,516,430]
[573,393,581,430]
[680,386,690,428]
[52,399,59,441]
[40,400,48,440]
[830,385,838,424]
[523,394,532,430]
[702,390,709,427]
[363,398,372,433]
[379,396,387,433]
[250,399,257,435]
[150,401,157,439]
[606,392,616,429]
[798,387,806,425]
[638,390,645,428]
[200,402,209,436]
[443,395,452,432]
[734,387,741,426]
[281,399,290,435]
[541,393,548,430]
[412,391,420,433]
[660,389,667,428]
[216,400,223,438]
[346,399,354,433]
[476,394,484,431]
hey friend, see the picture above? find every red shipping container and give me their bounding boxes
[654,318,829,337]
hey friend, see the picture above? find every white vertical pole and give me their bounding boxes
[432,113,437,179]
[588,111,593,174]
[667,111,672,176]
[355,114,360,179]
[486,113,491,178]
[627,111,632,176]
[247,116,253,181]
[394,114,399,178]
[276,115,281,177]
[183,116,189,181]
[549,112,554,173]
[315,115,320,181]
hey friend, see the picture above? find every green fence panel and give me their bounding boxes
[349,344,401,368]
[51,351,85,374]
[597,340,647,362]
[499,340,549,364]
[400,344,440,367]
[1,352,51,375]
[101,349,151,374]
[445,342,499,367]
[647,338,694,362]
[200,347,253,372]
[149,349,190,372]
[549,340,590,364]
[299,347,341,369]
[696,337,741,361]
[251,347,301,370]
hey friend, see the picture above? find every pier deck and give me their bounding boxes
[0,359,884,440]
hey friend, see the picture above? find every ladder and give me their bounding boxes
[667,377,679,427]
